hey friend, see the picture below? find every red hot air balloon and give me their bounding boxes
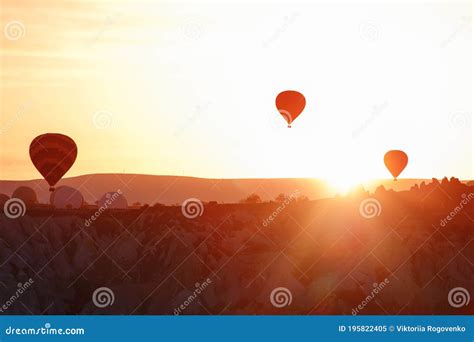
[384,150,408,181]
[276,90,306,128]
[29,133,77,192]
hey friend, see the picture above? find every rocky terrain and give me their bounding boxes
[0,178,473,315]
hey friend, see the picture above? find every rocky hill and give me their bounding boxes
[0,174,444,205]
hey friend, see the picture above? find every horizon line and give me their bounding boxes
[0,173,472,183]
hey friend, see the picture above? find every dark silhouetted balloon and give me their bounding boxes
[384,150,408,181]
[50,186,83,209]
[275,90,306,128]
[12,186,37,207]
[29,133,77,192]
[0,194,9,207]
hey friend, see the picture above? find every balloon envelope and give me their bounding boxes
[384,150,408,180]
[50,186,83,209]
[12,186,37,207]
[29,133,77,191]
[275,90,306,127]
[0,194,9,207]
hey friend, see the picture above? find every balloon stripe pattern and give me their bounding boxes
[29,134,77,191]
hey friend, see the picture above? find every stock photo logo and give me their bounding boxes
[0,101,32,136]
[92,109,114,129]
[0,279,34,313]
[449,111,470,128]
[92,287,115,308]
[181,198,204,219]
[270,287,292,308]
[174,278,213,315]
[358,21,380,42]
[359,198,382,219]
[261,12,299,48]
[3,20,26,41]
[448,287,470,309]
[3,198,26,219]
[352,279,390,316]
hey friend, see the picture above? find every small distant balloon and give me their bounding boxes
[275,90,306,128]
[50,186,83,209]
[29,133,77,192]
[384,150,408,181]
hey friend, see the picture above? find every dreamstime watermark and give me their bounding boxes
[449,111,470,128]
[182,20,204,40]
[84,189,122,227]
[352,278,390,315]
[359,21,380,42]
[441,16,471,48]
[262,190,300,227]
[92,109,113,129]
[359,198,382,219]
[3,20,26,41]
[174,278,212,315]
[270,287,292,308]
[0,278,34,313]
[277,109,293,127]
[174,102,211,137]
[3,198,26,219]
[352,101,389,138]
[181,198,204,219]
[0,101,32,136]
[92,287,115,308]
[448,287,470,308]
[92,12,122,43]
[266,109,289,130]
[262,12,299,48]
[5,323,85,336]
[439,193,474,228]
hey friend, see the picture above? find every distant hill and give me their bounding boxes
[0,174,471,205]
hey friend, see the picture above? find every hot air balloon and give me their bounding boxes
[98,192,128,209]
[29,133,77,192]
[275,90,306,128]
[12,186,38,207]
[50,186,84,209]
[384,150,408,181]
[0,194,9,207]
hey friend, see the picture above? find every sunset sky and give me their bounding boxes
[0,0,472,187]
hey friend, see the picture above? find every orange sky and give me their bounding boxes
[0,0,472,185]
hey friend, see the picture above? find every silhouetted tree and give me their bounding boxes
[275,193,287,202]
[295,195,309,202]
[240,193,262,204]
